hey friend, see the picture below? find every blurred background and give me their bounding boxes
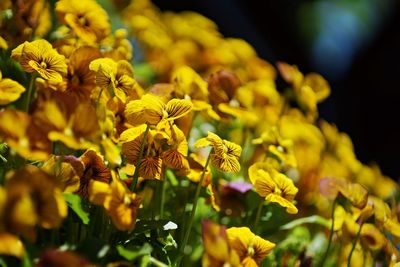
[153,0,400,179]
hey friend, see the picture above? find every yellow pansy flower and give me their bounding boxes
[253,126,297,168]
[160,124,189,171]
[89,171,141,231]
[121,126,163,180]
[66,46,101,101]
[89,58,138,102]
[171,65,208,101]
[249,162,298,214]
[207,70,241,106]
[194,131,242,173]
[0,232,25,259]
[42,155,82,193]
[0,36,7,49]
[277,62,330,118]
[0,187,25,259]
[0,109,51,160]
[4,166,67,241]
[125,94,193,126]
[78,150,111,198]
[319,177,368,209]
[56,0,111,44]
[11,39,67,82]
[0,70,26,105]
[178,153,212,186]
[34,100,100,150]
[201,220,241,267]
[226,227,275,267]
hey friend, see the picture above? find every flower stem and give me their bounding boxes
[160,178,166,219]
[130,124,150,191]
[254,201,264,230]
[25,74,36,112]
[320,198,336,267]
[175,152,211,267]
[347,222,363,267]
[149,256,169,267]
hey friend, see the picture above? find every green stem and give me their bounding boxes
[25,74,36,112]
[149,256,169,267]
[175,152,212,267]
[160,178,166,219]
[320,199,337,267]
[254,201,264,230]
[347,222,363,267]
[130,124,150,191]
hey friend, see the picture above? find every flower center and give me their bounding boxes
[78,16,89,27]
[123,195,131,205]
[274,187,282,196]
[40,61,47,69]
[71,75,81,86]
[247,246,255,257]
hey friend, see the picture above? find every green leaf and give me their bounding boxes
[117,243,152,261]
[21,252,32,267]
[63,193,90,225]
[280,215,330,230]
[0,257,7,267]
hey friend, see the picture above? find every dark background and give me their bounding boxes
[154,0,400,179]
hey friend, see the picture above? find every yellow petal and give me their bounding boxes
[165,98,193,120]
[0,78,26,105]
[0,233,25,258]
[88,180,111,206]
[119,124,147,143]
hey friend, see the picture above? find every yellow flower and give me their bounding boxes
[66,46,101,100]
[0,232,25,258]
[125,94,193,126]
[89,171,141,231]
[42,155,82,193]
[11,39,67,82]
[179,153,212,186]
[160,124,190,171]
[0,70,26,105]
[249,162,298,214]
[78,150,111,198]
[207,70,241,106]
[319,177,368,209]
[226,227,275,267]
[0,36,8,49]
[89,58,138,102]
[171,65,208,101]
[201,220,241,267]
[194,131,242,173]
[34,100,100,150]
[56,0,111,44]
[0,187,25,258]
[0,109,51,160]
[4,165,67,241]
[218,103,259,128]
[277,62,330,117]
[253,126,297,168]
[121,127,163,180]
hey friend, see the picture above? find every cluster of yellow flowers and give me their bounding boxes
[0,0,399,266]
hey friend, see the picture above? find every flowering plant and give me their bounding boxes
[0,0,399,266]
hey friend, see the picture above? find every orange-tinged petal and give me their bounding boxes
[88,180,111,206]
